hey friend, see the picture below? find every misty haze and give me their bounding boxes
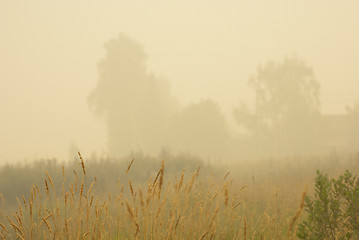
[1,1,359,239]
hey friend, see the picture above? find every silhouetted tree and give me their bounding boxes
[234,56,321,157]
[168,99,229,158]
[88,34,179,156]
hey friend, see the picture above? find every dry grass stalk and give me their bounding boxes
[44,179,49,198]
[224,183,229,207]
[64,217,71,235]
[199,230,209,240]
[78,152,86,175]
[187,172,197,193]
[80,178,84,198]
[69,185,75,201]
[196,166,200,177]
[32,185,36,198]
[0,222,7,231]
[158,160,165,199]
[125,201,140,234]
[15,231,25,240]
[209,206,219,229]
[129,179,134,200]
[73,170,78,193]
[223,171,230,180]
[0,193,4,207]
[177,168,185,192]
[38,204,42,219]
[41,217,52,234]
[240,184,247,191]
[232,201,242,209]
[155,202,164,219]
[14,212,22,230]
[64,192,69,207]
[138,189,145,214]
[88,195,94,209]
[244,217,247,240]
[211,192,218,200]
[21,196,27,211]
[35,185,41,200]
[7,216,24,238]
[146,182,153,206]
[126,158,135,174]
[42,213,54,222]
[288,187,307,237]
[173,214,181,236]
[83,231,89,238]
[86,182,95,198]
[152,170,161,187]
[62,165,66,181]
[16,198,23,220]
[29,197,33,218]
[45,172,54,189]
[165,214,176,240]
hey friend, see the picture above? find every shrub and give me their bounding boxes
[297,170,359,239]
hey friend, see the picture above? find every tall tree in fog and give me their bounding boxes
[168,99,229,158]
[88,34,179,156]
[234,56,321,157]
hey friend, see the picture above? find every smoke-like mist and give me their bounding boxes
[1,1,359,162]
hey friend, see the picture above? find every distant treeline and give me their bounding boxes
[87,34,359,160]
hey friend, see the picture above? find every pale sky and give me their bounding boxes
[1,1,358,163]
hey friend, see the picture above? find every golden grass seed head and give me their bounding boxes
[288,187,307,237]
[129,179,134,200]
[224,183,229,207]
[78,152,86,175]
[177,168,185,192]
[44,179,49,197]
[80,178,84,198]
[126,158,135,174]
[125,201,140,234]
[0,222,7,231]
[223,171,230,180]
[45,172,54,189]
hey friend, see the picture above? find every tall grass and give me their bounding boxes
[1,152,358,239]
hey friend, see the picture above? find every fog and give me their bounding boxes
[1,1,359,163]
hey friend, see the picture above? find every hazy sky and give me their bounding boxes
[1,1,358,163]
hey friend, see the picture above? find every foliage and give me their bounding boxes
[88,34,231,159]
[88,34,179,156]
[168,99,230,158]
[234,56,321,157]
[297,170,359,239]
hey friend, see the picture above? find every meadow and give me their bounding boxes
[0,151,358,239]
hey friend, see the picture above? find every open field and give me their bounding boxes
[1,152,359,239]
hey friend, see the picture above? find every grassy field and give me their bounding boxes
[0,152,358,239]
